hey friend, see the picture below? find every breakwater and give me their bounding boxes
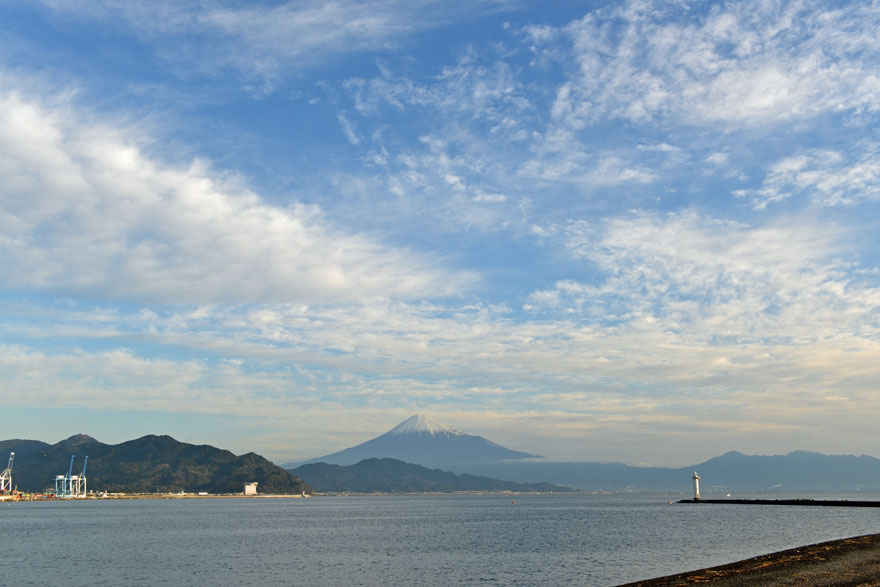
[622,533,880,586]
[679,498,880,507]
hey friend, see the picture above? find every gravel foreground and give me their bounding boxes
[620,534,880,586]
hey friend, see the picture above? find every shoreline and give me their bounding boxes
[2,489,585,502]
[621,533,880,586]
[1,492,311,501]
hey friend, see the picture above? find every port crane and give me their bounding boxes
[55,455,86,498]
[56,455,74,497]
[67,454,75,495]
[0,452,13,493]
[72,456,88,497]
[54,455,89,498]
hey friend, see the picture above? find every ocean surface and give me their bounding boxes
[5,492,880,586]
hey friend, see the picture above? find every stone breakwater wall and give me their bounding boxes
[678,498,880,507]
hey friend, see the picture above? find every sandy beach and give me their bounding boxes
[621,534,880,586]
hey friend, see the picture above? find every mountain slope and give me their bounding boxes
[679,450,880,491]
[0,439,50,459]
[295,414,540,467]
[2,434,312,494]
[451,451,880,492]
[455,460,682,491]
[290,458,574,493]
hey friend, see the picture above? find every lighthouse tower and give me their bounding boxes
[692,471,701,501]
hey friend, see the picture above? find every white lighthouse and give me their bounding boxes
[692,471,701,501]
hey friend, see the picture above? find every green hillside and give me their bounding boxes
[1,434,311,495]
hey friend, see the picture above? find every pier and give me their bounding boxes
[678,471,880,507]
[678,498,880,507]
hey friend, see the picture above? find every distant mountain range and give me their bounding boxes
[290,457,573,494]
[289,414,540,468]
[8,421,880,495]
[452,451,880,492]
[0,434,312,494]
[288,414,880,492]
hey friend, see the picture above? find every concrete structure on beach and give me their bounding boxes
[244,482,258,495]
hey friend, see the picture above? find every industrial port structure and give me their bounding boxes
[2,452,284,500]
[0,452,13,494]
[54,455,88,499]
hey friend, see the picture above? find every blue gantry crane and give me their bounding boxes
[54,454,88,498]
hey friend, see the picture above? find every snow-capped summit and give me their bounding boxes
[388,414,461,436]
[299,414,541,468]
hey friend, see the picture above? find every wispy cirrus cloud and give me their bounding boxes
[520,212,880,451]
[735,142,880,208]
[0,83,470,304]
[334,49,681,235]
[24,0,518,89]
[549,0,880,129]
[535,210,877,339]
[329,0,880,237]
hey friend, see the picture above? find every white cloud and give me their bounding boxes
[0,344,213,412]
[337,113,361,145]
[735,143,880,208]
[705,152,729,167]
[345,52,532,130]
[554,0,880,129]
[0,86,470,304]
[6,255,880,461]
[27,0,517,88]
[4,198,880,461]
[536,210,879,347]
[473,191,506,203]
[513,214,880,448]
[518,134,665,189]
[586,156,659,185]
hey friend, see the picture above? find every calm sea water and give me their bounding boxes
[4,492,880,586]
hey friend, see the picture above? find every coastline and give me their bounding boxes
[621,533,880,586]
[1,490,580,502]
[1,492,311,501]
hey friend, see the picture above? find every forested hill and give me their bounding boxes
[290,457,574,493]
[1,434,312,495]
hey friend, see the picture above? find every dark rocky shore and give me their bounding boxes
[620,533,880,586]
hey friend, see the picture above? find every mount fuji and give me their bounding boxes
[293,414,541,468]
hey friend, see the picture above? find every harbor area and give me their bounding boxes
[1,491,311,501]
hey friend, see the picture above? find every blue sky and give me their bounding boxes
[2,0,879,466]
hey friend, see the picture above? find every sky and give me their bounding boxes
[2,0,879,467]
